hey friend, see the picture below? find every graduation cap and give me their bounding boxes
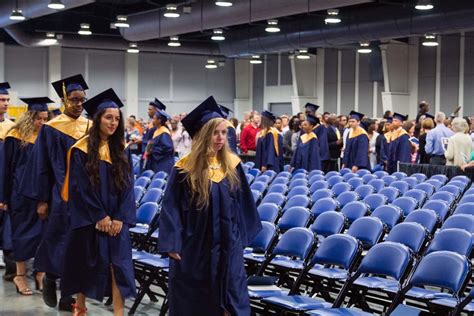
[305,114,320,126]
[51,108,62,116]
[155,109,172,122]
[149,98,166,111]
[393,112,408,122]
[0,82,11,95]
[261,110,276,123]
[83,88,124,118]
[424,113,434,120]
[181,96,224,138]
[20,97,53,112]
[51,74,88,98]
[349,111,364,121]
[304,103,320,112]
[219,105,233,119]
[386,117,393,123]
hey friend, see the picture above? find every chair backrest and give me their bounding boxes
[425,179,443,190]
[310,180,330,193]
[250,181,268,193]
[392,196,418,216]
[414,182,435,197]
[325,171,341,179]
[272,227,314,259]
[149,179,166,190]
[248,168,261,178]
[454,202,474,216]
[255,175,271,184]
[135,176,150,188]
[271,177,290,186]
[152,171,168,180]
[248,221,277,251]
[347,217,384,249]
[141,169,155,178]
[464,188,474,196]
[332,182,353,197]
[439,184,462,197]
[390,181,410,194]
[411,173,427,183]
[361,174,378,184]
[140,188,163,204]
[310,188,334,201]
[430,191,455,206]
[136,202,159,225]
[367,179,385,193]
[385,222,426,253]
[263,170,277,180]
[354,169,371,177]
[257,203,280,222]
[308,169,325,178]
[423,200,450,221]
[403,177,419,189]
[337,191,360,208]
[426,228,473,257]
[289,179,309,190]
[267,184,288,195]
[459,195,474,205]
[429,174,448,185]
[287,186,310,198]
[343,172,359,182]
[378,187,400,203]
[354,185,375,199]
[309,175,325,185]
[276,171,292,179]
[382,175,397,186]
[291,173,308,181]
[371,205,402,229]
[310,197,339,217]
[245,161,255,169]
[341,201,369,223]
[392,172,408,180]
[251,189,261,203]
[310,211,346,237]
[339,168,352,176]
[292,168,308,175]
[310,234,360,270]
[277,206,311,231]
[327,175,344,188]
[282,194,310,211]
[403,189,427,207]
[441,214,474,233]
[246,173,255,184]
[451,175,471,185]
[404,209,438,235]
[363,194,387,212]
[408,251,469,295]
[134,186,144,204]
[447,180,468,192]
[357,241,412,281]
[347,177,364,190]
[373,170,389,179]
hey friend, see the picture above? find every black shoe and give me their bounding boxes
[104,296,113,306]
[58,296,76,312]
[42,276,58,307]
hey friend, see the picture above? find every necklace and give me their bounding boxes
[208,156,222,170]
[209,162,222,170]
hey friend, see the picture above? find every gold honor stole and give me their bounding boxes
[349,126,368,139]
[175,153,241,183]
[46,114,91,140]
[5,128,39,144]
[152,125,171,139]
[0,118,15,140]
[257,127,280,156]
[226,120,235,129]
[300,132,317,144]
[384,131,393,144]
[390,128,408,142]
[61,135,112,202]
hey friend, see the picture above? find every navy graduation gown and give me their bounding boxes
[158,154,261,316]
[290,132,321,171]
[255,127,283,172]
[387,128,412,174]
[20,114,90,276]
[226,121,238,154]
[342,127,370,170]
[61,136,136,301]
[145,126,174,174]
[0,118,15,252]
[314,125,330,161]
[2,130,43,261]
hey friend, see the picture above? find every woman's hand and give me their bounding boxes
[109,220,123,237]
[96,216,112,233]
[168,253,181,261]
[37,202,49,220]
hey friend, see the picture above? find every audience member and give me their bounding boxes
[445,117,472,167]
[425,112,454,165]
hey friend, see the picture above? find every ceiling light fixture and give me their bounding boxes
[164,4,180,18]
[296,49,311,59]
[211,29,225,41]
[249,55,263,64]
[127,42,140,53]
[42,32,58,45]
[114,15,129,28]
[205,59,218,69]
[168,36,181,47]
[48,0,65,10]
[357,42,372,53]
[265,19,280,33]
[415,0,434,10]
[324,9,341,24]
[78,23,92,35]
[215,1,233,7]
[10,8,25,21]
[422,34,438,46]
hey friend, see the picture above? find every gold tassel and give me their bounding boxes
[62,82,70,110]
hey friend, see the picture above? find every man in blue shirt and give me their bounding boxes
[425,111,454,165]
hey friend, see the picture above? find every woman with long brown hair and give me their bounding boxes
[158,96,261,316]
[61,89,136,315]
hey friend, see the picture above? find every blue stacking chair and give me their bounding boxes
[403,177,419,189]
[248,168,261,178]
[309,175,325,185]
[378,187,399,203]
[382,175,397,186]
[134,186,145,205]
[414,182,436,197]
[346,177,364,190]
[141,169,155,178]
[434,285,474,315]
[135,176,151,188]
[459,195,474,205]
[272,177,290,186]
[245,161,255,169]
[255,174,272,185]
[282,195,310,212]
[354,185,375,199]
[447,180,468,191]
[362,193,387,212]
[438,184,462,199]
[403,189,427,207]
[325,171,341,179]
[310,197,338,217]
[411,173,427,183]
[385,222,427,255]
[309,211,346,237]
[310,180,329,193]
[426,228,473,257]
[292,168,308,175]
[257,203,280,223]
[261,193,286,208]
[327,176,344,188]
[291,173,308,181]
[347,217,384,249]
[152,171,168,180]
[289,179,309,190]
[343,173,359,182]
[404,209,438,236]
[373,170,389,179]
[356,169,372,177]
[392,171,407,180]
[245,221,278,264]
[441,214,474,233]
[310,188,334,201]
[309,170,325,178]
[276,171,292,179]
[423,200,450,222]
[392,196,418,216]
[251,189,261,203]
[263,170,277,180]
[389,180,409,194]
[371,205,402,230]
[287,186,310,199]
[148,179,166,190]
[246,173,255,184]
[140,188,163,204]
[367,179,385,193]
[464,188,474,196]
[250,181,268,195]
[451,175,471,185]
[277,207,312,231]
[339,168,352,176]
[454,202,474,216]
[430,174,448,185]
[341,201,369,224]
[267,184,288,195]
[361,174,377,184]
[390,251,470,315]
[336,191,360,208]
[283,164,291,172]
[129,202,160,243]
[426,179,443,191]
[331,182,352,197]
[430,191,456,208]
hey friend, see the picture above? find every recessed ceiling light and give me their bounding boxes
[324,9,341,24]
[215,1,233,7]
[265,19,280,33]
[164,4,180,18]
[10,8,25,21]
[205,59,218,69]
[48,0,65,10]
[114,15,129,28]
[357,42,372,53]
[422,34,438,47]
[249,55,263,64]
[211,29,225,41]
[127,42,139,53]
[415,0,434,10]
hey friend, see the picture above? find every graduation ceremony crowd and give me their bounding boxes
[1,72,474,316]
